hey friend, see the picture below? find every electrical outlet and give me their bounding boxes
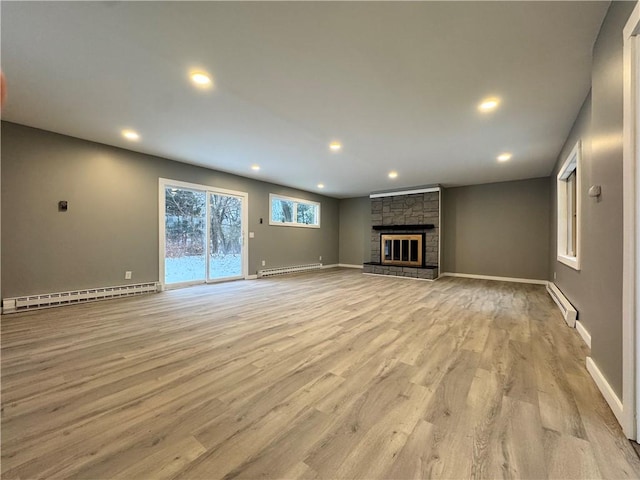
[553,272,557,280]
[319,255,322,261]
[125,271,132,280]
[261,260,266,267]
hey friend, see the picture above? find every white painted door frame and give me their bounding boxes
[623,0,640,440]
[158,178,249,290]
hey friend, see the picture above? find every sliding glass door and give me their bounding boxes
[209,192,243,280]
[161,180,247,287]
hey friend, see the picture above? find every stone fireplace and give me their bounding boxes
[363,188,440,280]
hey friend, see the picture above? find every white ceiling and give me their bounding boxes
[2,1,609,198]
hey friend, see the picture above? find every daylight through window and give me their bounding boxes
[556,141,581,270]
[269,194,320,227]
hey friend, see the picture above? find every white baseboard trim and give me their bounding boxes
[575,320,591,349]
[586,357,624,427]
[338,263,364,269]
[246,275,258,280]
[363,273,435,282]
[321,264,339,269]
[441,272,548,285]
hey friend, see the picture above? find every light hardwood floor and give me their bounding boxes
[2,268,640,479]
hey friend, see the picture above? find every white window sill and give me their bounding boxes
[269,221,320,229]
[558,254,580,271]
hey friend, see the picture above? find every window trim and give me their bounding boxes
[269,193,321,228]
[556,140,581,270]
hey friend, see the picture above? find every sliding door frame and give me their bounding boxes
[158,178,249,290]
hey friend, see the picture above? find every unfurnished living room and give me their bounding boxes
[3,1,640,479]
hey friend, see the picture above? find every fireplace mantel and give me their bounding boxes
[372,224,434,231]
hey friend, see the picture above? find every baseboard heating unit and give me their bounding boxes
[2,282,159,314]
[259,263,323,277]
[546,282,577,328]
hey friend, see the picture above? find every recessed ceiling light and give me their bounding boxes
[478,97,500,112]
[329,141,342,151]
[251,164,260,171]
[317,183,325,189]
[497,153,512,162]
[122,129,140,141]
[190,72,213,87]
[388,171,398,179]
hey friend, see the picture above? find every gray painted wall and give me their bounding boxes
[549,1,634,398]
[549,94,592,341]
[1,122,339,298]
[338,196,370,265]
[442,178,550,280]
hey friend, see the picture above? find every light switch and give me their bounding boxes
[249,232,255,238]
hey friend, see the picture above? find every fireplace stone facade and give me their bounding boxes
[363,190,440,280]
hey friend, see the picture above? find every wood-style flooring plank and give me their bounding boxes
[2,269,639,479]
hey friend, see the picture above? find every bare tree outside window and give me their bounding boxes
[269,194,320,227]
[272,198,294,223]
[297,203,317,224]
[165,188,206,258]
[164,185,245,284]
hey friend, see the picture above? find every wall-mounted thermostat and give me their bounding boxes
[588,185,601,198]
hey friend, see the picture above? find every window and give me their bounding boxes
[269,194,320,228]
[557,141,581,270]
